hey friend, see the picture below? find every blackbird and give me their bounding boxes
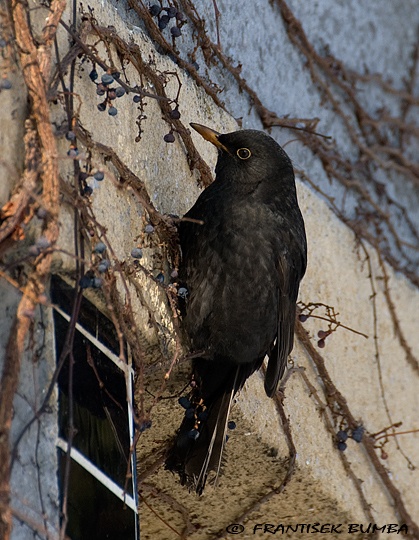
[165,123,307,494]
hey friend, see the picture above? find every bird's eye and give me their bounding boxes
[236,148,251,160]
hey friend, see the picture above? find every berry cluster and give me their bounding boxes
[65,129,77,157]
[178,395,207,440]
[129,222,180,285]
[87,61,182,144]
[28,236,51,257]
[79,241,112,289]
[298,314,332,348]
[130,220,153,261]
[79,221,164,292]
[77,168,106,196]
[89,68,126,116]
[149,4,185,38]
[178,394,237,442]
[316,329,331,348]
[163,105,182,143]
[336,425,364,451]
[79,271,103,289]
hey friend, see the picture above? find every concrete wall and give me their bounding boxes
[1,0,418,538]
[0,283,59,539]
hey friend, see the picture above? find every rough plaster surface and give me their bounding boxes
[1,0,418,539]
[0,71,27,207]
[0,282,59,539]
[193,0,419,258]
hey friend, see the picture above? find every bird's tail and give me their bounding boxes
[166,359,253,494]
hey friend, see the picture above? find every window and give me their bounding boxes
[52,277,139,540]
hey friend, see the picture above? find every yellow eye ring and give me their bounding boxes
[236,148,251,160]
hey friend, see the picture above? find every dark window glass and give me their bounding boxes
[52,276,138,540]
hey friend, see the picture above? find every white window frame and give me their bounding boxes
[53,303,139,539]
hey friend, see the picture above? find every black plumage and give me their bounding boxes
[165,123,307,494]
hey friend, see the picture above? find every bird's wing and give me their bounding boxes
[264,241,305,397]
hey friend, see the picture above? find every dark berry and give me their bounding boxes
[133,95,141,103]
[159,15,170,29]
[94,171,105,181]
[89,69,98,81]
[92,277,103,288]
[178,287,188,299]
[185,408,195,419]
[164,132,175,143]
[107,89,117,100]
[115,86,126,98]
[28,245,40,256]
[317,339,326,348]
[0,79,13,90]
[108,106,118,116]
[94,242,106,254]
[67,147,79,158]
[66,131,76,141]
[0,39,7,48]
[337,430,348,442]
[171,26,181,38]
[191,61,200,71]
[144,224,154,234]
[166,6,177,18]
[298,314,308,322]
[97,102,107,112]
[36,207,48,219]
[187,429,200,440]
[139,419,152,432]
[178,396,191,409]
[318,330,328,339]
[337,441,347,452]
[131,247,143,259]
[155,272,164,283]
[198,410,208,421]
[149,4,161,16]
[96,84,106,96]
[352,426,364,443]
[98,260,110,273]
[36,236,50,250]
[101,73,114,85]
[83,186,93,196]
[111,71,120,80]
[170,108,181,119]
[228,421,236,430]
[79,275,94,289]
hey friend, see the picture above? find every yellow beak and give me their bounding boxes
[190,123,230,153]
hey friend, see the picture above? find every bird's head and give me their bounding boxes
[190,123,294,188]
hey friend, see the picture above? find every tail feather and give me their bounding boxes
[194,371,237,493]
[166,359,256,494]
